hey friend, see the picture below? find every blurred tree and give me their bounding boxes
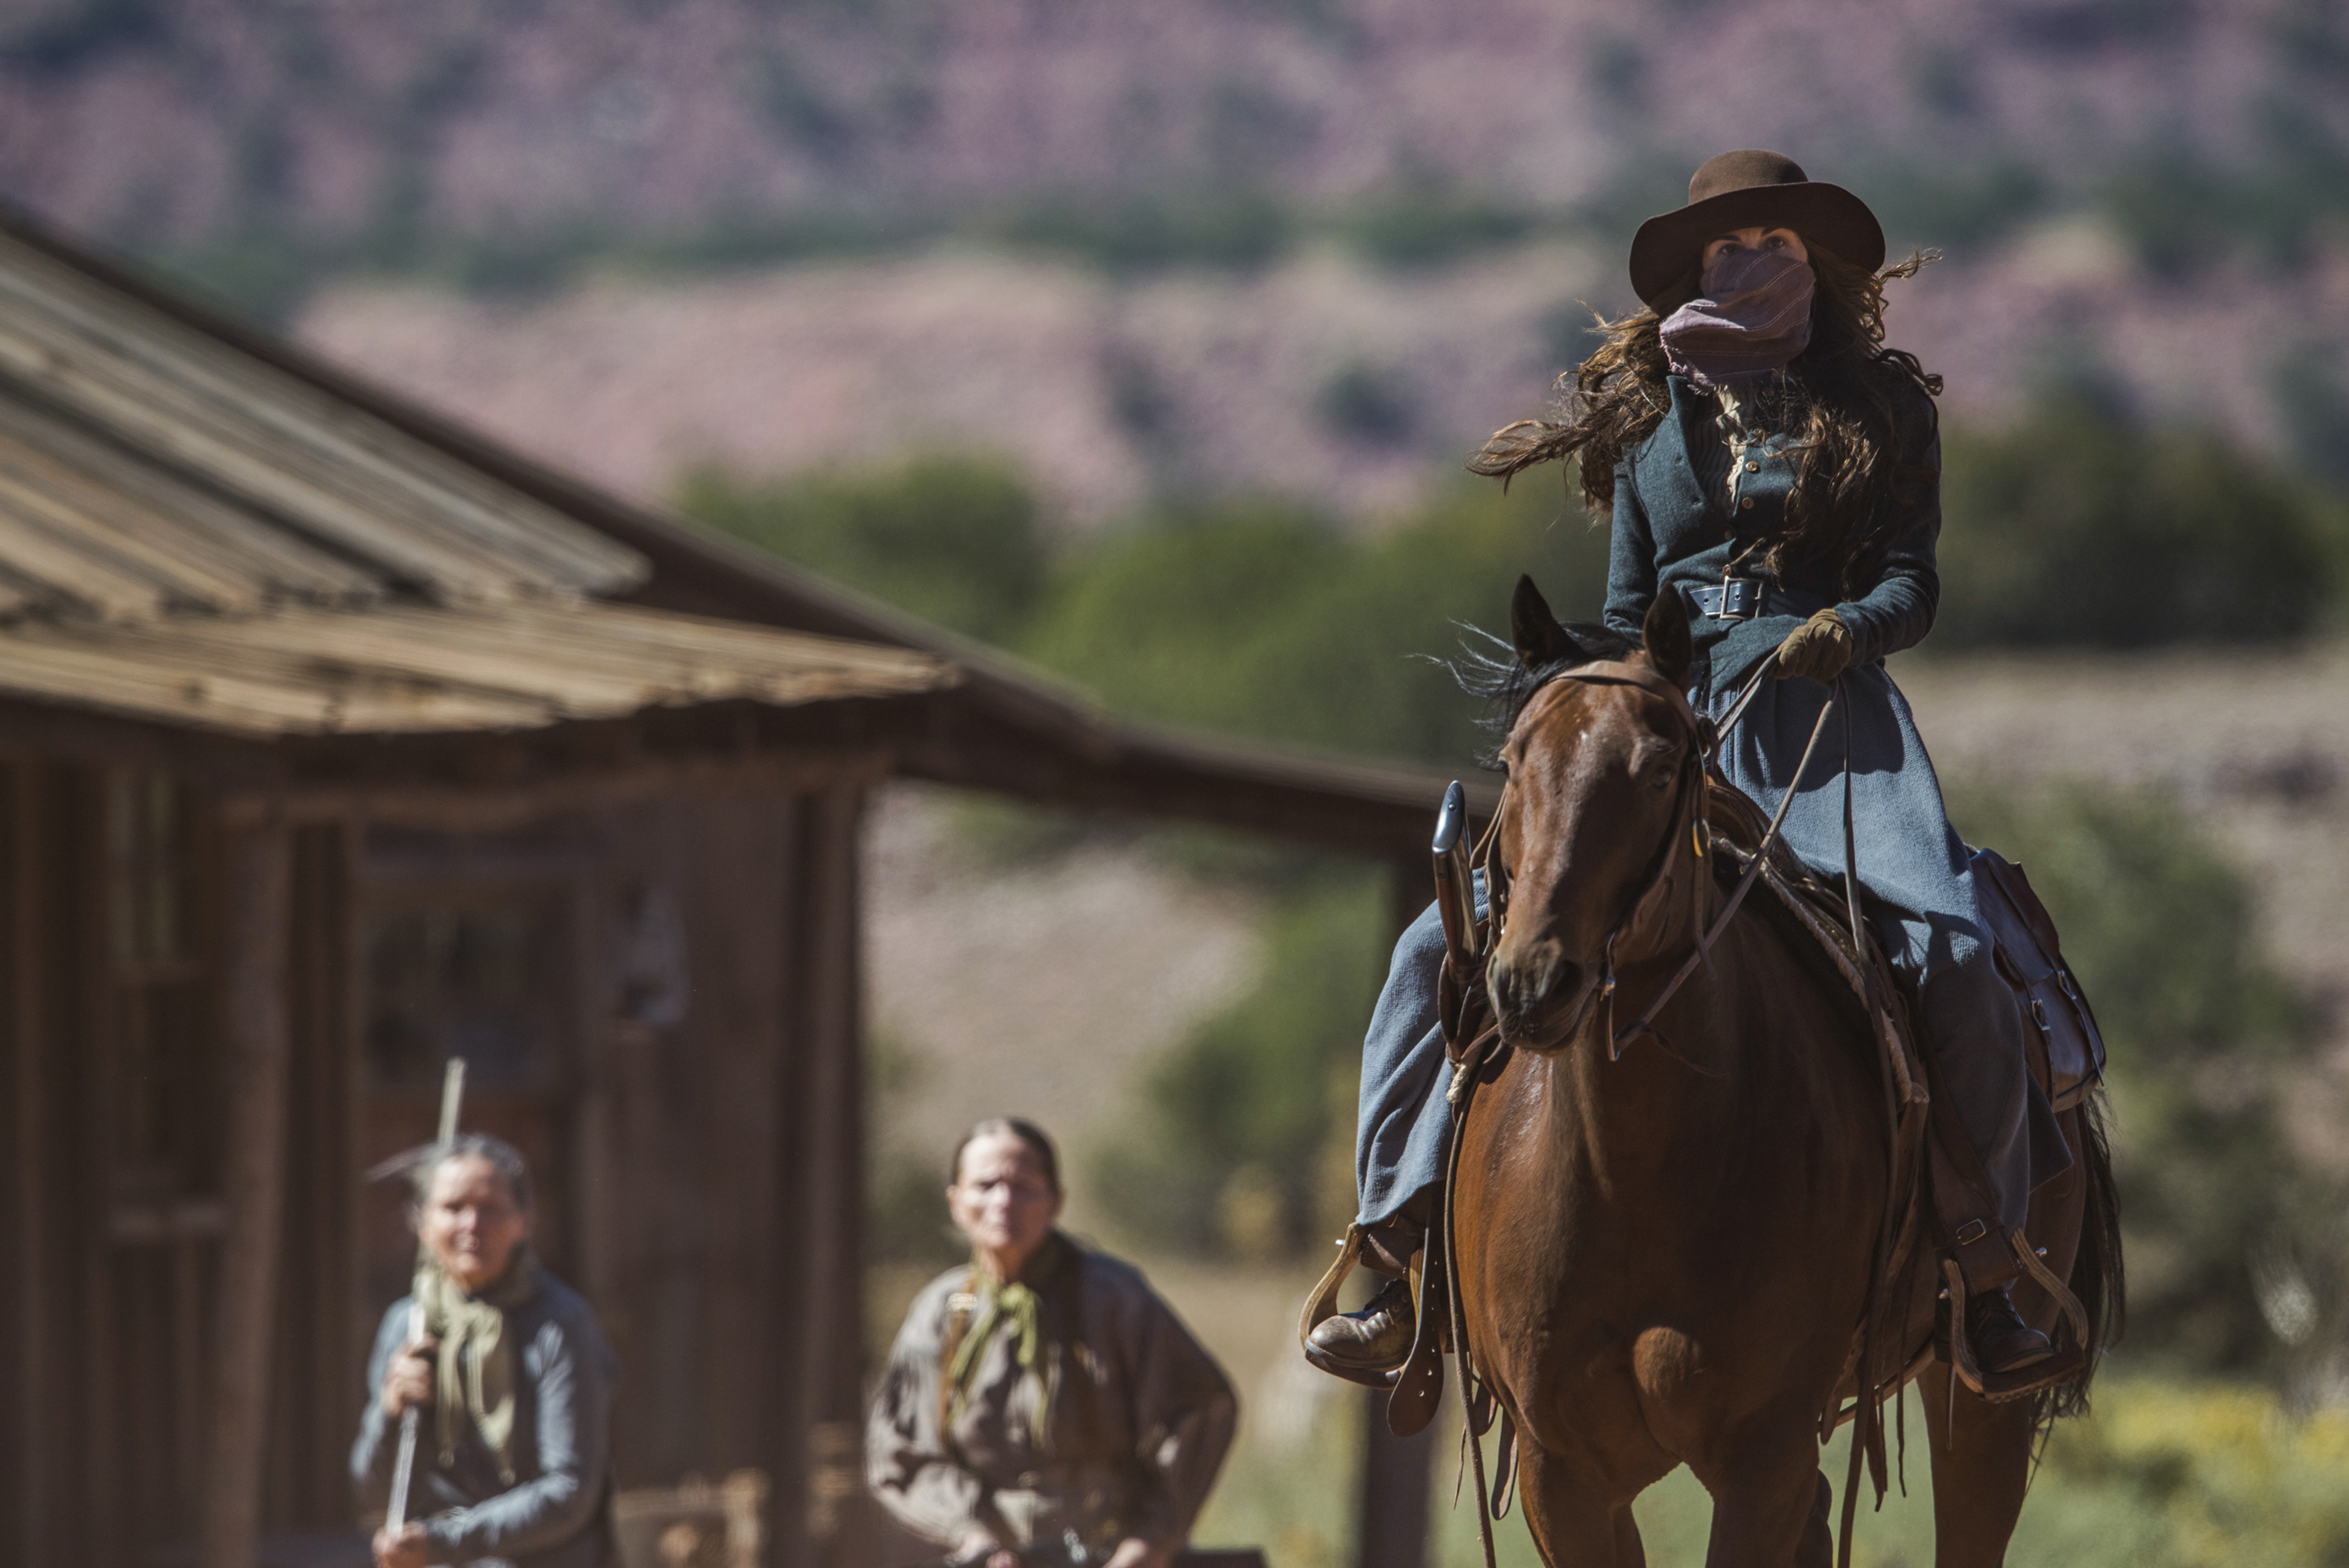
[1862,159,2046,249]
[1088,870,1389,1259]
[1017,497,1349,736]
[2273,339,2349,489]
[675,453,1049,645]
[984,190,1294,273]
[1019,474,1609,767]
[1332,189,1538,268]
[1935,393,2339,650]
[1315,363,1419,446]
[1951,782,2316,1372]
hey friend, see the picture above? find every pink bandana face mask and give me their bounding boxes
[1658,247,1816,390]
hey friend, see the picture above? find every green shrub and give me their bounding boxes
[983,191,1295,273]
[2022,1379,2349,1566]
[676,454,1049,644]
[2098,114,2349,279]
[2272,339,2349,491]
[1862,158,2047,249]
[1935,394,2337,650]
[671,453,1611,773]
[1019,475,1609,767]
[1332,191,1539,269]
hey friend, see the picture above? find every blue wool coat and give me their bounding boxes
[1355,370,2067,1238]
[1603,374,1938,702]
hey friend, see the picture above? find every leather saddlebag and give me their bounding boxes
[1970,847,2107,1111]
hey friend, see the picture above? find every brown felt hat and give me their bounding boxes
[1628,149,1885,306]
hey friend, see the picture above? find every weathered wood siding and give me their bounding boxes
[557,781,871,1568]
[0,762,873,1568]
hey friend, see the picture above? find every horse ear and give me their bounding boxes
[1641,589,1693,685]
[1509,576,1578,669]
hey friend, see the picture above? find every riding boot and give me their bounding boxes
[1966,1284,2055,1375]
[1306,1274,1417,1374]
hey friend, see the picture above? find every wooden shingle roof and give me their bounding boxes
[0,222,645,624]
[0,600,953,737]
[0,221,972,744]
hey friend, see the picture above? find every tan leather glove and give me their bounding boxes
[1773,609,1852,683]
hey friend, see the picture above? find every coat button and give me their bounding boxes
[1745,461,1760,472]
[1740,496,1755,510]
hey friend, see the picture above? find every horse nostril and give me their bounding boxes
[1489,942,1582,1021]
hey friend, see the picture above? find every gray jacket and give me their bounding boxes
[867,1235,1237,1556]
[352,1271,619,1568]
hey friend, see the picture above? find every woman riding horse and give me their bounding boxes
[1311,149,2073,1381]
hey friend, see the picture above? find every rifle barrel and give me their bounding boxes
[386,1057,468,1533]
[386,1408,420,1531]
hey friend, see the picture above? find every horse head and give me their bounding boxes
[1485,576,1702,1051]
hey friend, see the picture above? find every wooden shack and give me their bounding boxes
[0,210,1477,1568]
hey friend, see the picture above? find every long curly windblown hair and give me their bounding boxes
[1469,246,1944,598]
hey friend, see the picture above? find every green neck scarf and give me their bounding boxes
[944,1233,1073,1427]
[416,1248,540,1484]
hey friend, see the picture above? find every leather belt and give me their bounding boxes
[1691,578,1771,620]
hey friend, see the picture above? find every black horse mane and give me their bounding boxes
[1451,619,1640,767]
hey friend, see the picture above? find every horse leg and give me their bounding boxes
[1922,1366,2036,1567]
[1614,1505,1648,1568]
[1515,1443,1635,1567]
[1698,1419,1832,1568]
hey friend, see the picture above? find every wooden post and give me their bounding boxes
[201,816,294,1568]
[800,784,872,1568]
[767,782,872,1568]
[6,762,48,1563]
[1355,858,1437,1568]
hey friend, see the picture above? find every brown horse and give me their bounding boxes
[1450,579,2117,1567]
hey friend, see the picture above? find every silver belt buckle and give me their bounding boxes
[1695,578,1764,620]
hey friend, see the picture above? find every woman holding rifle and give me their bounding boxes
[354,1135,620,1568]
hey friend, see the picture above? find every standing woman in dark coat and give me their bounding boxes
[1312,150,2071,1381]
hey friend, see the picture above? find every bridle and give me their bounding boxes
[1480,648,1849,1061]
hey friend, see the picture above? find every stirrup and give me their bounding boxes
[1298,1227,1400,1389]
[1939,1233,2090,1404]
